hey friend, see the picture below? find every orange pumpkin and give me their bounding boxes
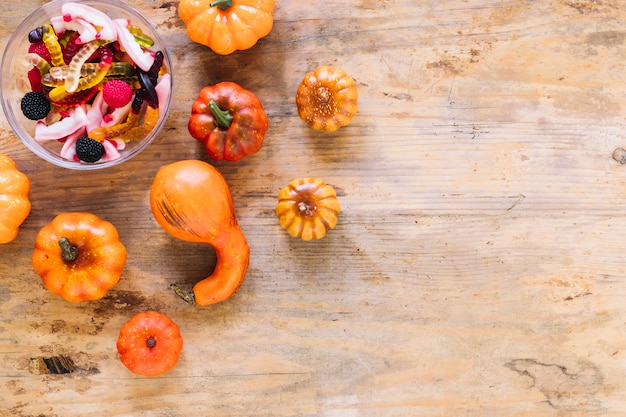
[276,178,340,241]
[296,66,358,131]
[178,0,276,55]
[32,212,127,302]
[0,154,31,244]
[149,160,250,306]
[117,311,183,377]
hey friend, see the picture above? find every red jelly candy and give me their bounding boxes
[28,67,44,92]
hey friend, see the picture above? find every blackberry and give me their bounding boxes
[75,137,105,163]
[20,91,51,120]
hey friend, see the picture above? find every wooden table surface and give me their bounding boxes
[3,0,626,415]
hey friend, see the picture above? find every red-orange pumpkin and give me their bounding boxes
[117,311,183,377]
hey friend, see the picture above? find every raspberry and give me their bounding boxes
[28,41,52,64]
[75,137,105,163]
[102,80,133,109]
[20,91,51,120]
[27,67,43,92]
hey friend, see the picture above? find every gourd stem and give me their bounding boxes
[58,237,78,262]
[209,0,232,10]
[169,283,195,304]
[208,100,233,128]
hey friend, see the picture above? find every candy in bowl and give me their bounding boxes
[0,0,172,169]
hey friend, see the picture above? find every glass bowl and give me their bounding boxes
[0,0,173,170]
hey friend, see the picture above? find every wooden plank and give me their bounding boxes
[2,0,626,415]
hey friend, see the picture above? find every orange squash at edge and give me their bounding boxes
[0,154,31,244]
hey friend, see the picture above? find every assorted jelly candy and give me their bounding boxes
[20,2,171,164]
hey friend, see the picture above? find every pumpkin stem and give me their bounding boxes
[58,237,78,262]
[316,86,331,104]
[146,336,156,348]
[209,0,232,10]
[208,100,233,129]
[298,201,315,216]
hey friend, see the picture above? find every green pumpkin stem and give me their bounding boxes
[208,100,234,128]
[209,0,232,10]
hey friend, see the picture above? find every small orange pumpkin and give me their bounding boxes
[32,212,127,302]
[0,154,31,244]
[117,311,183,377]
[178,0,276,55]
[276,178,340,241]
[295,66,358,132]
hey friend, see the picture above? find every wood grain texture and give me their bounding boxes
[2,0,626,415]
